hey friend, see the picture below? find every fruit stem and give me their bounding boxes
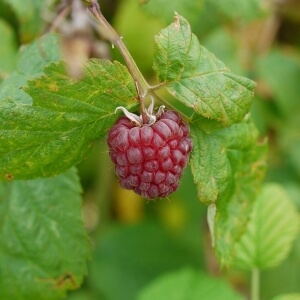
[87,0,150,121]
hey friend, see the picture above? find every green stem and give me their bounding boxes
[87,0,150,121]
[251,268,260,300]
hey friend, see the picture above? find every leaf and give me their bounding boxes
[153,14,256,127]
[231,183,300,270]
[0,19,17,77]
[137,268,243,300]
[0,33,61,104]
[214,131,267,265]
[190,120,266,205]
[0,59,137,180]
[190,120,267,263]
[89,222,204,300]
[17,33,61,78]
[0,168,90,300]
[190,126,232,204]
[272,294,300,300]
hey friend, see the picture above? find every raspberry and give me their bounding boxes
[107,110,192,199]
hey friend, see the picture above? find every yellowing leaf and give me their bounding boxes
[0,59,137,180]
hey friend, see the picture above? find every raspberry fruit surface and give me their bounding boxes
[107,110,192,199]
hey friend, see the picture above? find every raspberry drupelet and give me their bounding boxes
[107,110,192,200]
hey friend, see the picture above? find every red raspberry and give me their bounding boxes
[107,110,192,199]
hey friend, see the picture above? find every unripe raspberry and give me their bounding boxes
[107,110,192,199]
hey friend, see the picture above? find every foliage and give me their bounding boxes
[0,169,90,299]
[230,183,300,270]
[0,0,299,299]
[137,268,243,300]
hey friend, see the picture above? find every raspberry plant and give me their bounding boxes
[0,0,299,300]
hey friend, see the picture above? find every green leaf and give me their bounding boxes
[153,14,256,127]
[0,19,17,77]
[190,120,266,205]
[137,268,243,300]
[272,294,300,300]
[0,33,61,104]
[0,59,137,180]
[231,183,300,270]
[190,120,267,263]
[17,33,61,78]
[89,222,203,300]
[0,168,90,300]
[214,133,267,264]
[2,0,54,42]
[190,126,232,204]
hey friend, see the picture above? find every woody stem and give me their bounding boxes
[87,0,150,121]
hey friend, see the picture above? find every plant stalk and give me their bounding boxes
[251,268,260,300]
[87,0,150,121]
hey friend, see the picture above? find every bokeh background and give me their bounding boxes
[1,0,300,299]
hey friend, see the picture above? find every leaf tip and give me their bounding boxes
[173,12,181,31]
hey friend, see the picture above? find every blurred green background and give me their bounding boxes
[1,0,300,299]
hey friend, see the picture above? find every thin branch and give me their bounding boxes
[87,1,150,104]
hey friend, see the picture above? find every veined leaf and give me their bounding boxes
[153,14,256,127]
[190,120,266,205]
[0,168,90,300]
[214,126,267,264]
[190,126,232,204]
[191,120,267,264]
[231,183,300,270]
[0,59,137,180]
[137,268,243,300]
